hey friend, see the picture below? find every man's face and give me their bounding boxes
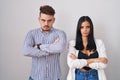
[38,13,55,33]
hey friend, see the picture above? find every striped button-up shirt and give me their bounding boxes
[23,27,67,80]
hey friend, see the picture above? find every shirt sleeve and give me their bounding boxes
[67,40,87,69]
[89,62,107,69]
[23,31,49,57]
[89,39,108,69]
[40,31,67,54]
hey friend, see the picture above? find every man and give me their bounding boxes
[23,5,67,80]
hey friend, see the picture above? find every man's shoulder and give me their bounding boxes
[53,28,66,34]
[28,28,40,33]
[54,28,64,32]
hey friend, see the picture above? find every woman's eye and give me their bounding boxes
[80,26,84,28]
[86,26,90,28]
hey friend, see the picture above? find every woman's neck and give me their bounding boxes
[82,37,88,49]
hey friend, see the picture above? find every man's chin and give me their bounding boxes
[42,29,50,32]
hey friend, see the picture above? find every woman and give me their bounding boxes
[67,16,108,80]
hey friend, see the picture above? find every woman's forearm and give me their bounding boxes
[87,57,108,65]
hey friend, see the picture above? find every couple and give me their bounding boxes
[23,5,108,80]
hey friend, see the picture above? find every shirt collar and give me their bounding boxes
[40,27,54,33]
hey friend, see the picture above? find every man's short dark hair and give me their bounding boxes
[39,5,55,16]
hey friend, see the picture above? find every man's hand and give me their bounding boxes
[33,44,41,49]
[54,38,60,43]
[33,45,38,48]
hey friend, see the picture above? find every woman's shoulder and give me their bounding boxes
[95,39,103,44]
[95,39,105,47]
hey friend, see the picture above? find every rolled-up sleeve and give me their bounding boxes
[89,62,107,69]
[67,40,87,69]
[40,31,67,54]
[89,39,108,69]
[23,31,49,57]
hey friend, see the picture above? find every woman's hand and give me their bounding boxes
[98,57,108,64]
[69,54,77,60]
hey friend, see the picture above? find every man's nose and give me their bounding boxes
[45,21,48,25]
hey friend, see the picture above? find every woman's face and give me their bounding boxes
[80,21,91,37]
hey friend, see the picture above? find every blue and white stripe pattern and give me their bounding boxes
[23,27,67,80]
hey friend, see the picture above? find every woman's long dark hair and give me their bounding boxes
[75,16,96,51]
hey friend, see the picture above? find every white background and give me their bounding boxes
[0,0,120,80]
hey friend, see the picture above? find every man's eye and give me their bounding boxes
[41,19,45,22]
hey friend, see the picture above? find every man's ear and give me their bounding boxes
[53,17,55,22]
[38,16,40,20]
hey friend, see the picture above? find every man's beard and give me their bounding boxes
[42,25,51,32]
